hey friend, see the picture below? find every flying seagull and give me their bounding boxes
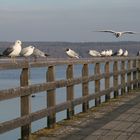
[65,48,80,58]
[33,48,49,61]
[95,30,138,38]
[21,46,35,60]
[2,40,22,63]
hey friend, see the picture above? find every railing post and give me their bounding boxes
[127,60,132,92]
[20,67,31,140]
[113,61,118,98]
[105,62,110,101]
[46,66,56,128]
[82,64,89,112]
[138,59,140,89]
[121,61,125,95]
[66,64,74,119]
[95,63,101,106]
[133,59,137,90]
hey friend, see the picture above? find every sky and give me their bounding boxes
[0,0,140,42]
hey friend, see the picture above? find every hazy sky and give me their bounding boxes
[0,0,140,42]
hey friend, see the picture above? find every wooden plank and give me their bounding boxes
[0,57,139,70]
[82,64,89,112]
[66,64,74,119]
[95,63,101,106]
[20,67,31,139]
[46,66,56,128]
[105,62,110,101]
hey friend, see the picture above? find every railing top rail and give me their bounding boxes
[0,57,139,70]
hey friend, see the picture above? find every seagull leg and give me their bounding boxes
[12,56,18,64]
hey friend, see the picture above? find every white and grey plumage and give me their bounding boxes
[105,50,113,56]
[100,50,113,57]
[123,50,128,56]
[66,48,79,58]
[100,50,106,57]
[89,50,101,57]
[95,30,138,38]
[117,49,123,56]
[2,40,22,62]
[33,48,49,58]
[21,46,35,57]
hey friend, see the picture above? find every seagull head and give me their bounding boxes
[66,48,70,52]
[29,46,35,50]
[15,40,22,45]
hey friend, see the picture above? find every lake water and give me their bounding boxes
[0,62,122,140]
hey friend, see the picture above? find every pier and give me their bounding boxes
[0,57,140,140]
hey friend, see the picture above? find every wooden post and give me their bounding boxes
[121,61,125,95]
[113,61,118,98]
[138,59,140,89]
[127,60,131,92]
[66,64,74,119]
[82,64,89,112]
[20,67,31,140]
[94,63,101,106]
[46,66,56,128]
[133,60,137,90]
[105,62,110,101]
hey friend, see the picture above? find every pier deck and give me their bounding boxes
[31,92,140,140]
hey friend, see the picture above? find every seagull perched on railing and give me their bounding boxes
[33,48,50,61]
[89,50,101,57]
[21,46,35,60]
[95,30,138,38]
[65,48,80,58]
[123,50,128,56]
[1,40,22,63]
[117,49,124,56]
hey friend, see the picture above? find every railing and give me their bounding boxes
[0,57,140,140]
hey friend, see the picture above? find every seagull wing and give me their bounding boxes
[21,48,29,55]
[95,30,116,33]
[33,49,45,57]
[122,31,137,34]
[70,50,79,58]
[3,47,14,56]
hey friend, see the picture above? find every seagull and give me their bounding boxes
[95,30,138,38]
[89,50,101,57]
[65,48,80,58]
[117,49,124,56]
[2,40,22,63]
[21,46,35,60]
[100,50,106,57]
[105,50,113,56]
[123,50,128,56]
[33,48,49,61]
